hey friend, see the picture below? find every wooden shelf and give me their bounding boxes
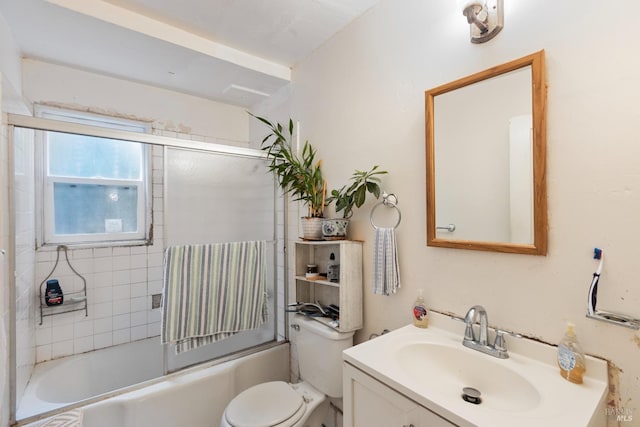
[294,276,340,288]
[294,240,363,332]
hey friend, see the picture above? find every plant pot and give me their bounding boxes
[301,217,324,240]
[322,218,350,240]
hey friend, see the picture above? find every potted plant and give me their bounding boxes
[323,166,388,239]
[252,114,327,239]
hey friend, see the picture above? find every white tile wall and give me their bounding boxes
[34,150,165,363]
[14,127,36,405]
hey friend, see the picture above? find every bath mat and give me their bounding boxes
[35,409,83,427]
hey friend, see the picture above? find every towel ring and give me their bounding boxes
[370,193,402,230]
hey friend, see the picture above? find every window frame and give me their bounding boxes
[35,106,152,248]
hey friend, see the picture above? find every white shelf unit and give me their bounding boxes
[294,240,363,332]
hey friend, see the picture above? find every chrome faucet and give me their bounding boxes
[462,305,512,359]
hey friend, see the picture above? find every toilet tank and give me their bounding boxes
[294,316,355,398]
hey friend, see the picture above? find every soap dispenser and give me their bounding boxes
[412,289,429,328]
[557,322,586,384]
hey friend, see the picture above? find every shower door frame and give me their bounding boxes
[6,113,288,425]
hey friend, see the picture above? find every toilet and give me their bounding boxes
[220,315,355,427]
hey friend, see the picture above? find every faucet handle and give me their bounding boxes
[492,328,523,352]
[493,330,507,352]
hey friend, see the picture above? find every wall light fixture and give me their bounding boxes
[458,0,503,44]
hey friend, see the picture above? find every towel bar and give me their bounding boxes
[370,193,401,229]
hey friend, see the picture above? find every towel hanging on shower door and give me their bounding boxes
[161,240,268,354]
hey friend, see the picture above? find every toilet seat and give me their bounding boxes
[224,381,306,427]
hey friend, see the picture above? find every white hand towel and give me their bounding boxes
[373,227,401,295]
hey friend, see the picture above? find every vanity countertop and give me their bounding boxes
[343,313,608,427]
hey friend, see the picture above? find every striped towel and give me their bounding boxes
[373,227,401,295]
[35,409,83,426]
[161,241,268,354]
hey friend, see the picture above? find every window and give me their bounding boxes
[37,107,151,246]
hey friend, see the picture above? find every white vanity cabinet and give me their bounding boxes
[343,363,456,427]
[294,240,363,332]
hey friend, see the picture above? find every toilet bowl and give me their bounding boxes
[220,381,328,427]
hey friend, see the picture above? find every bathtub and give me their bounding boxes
[18,338,163,420]
[18,340,289,426]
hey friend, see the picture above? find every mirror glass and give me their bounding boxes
[425,51,547,255]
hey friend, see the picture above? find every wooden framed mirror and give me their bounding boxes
[425,50,547,255]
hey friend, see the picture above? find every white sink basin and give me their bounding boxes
[397,342,541,412]
[343,313,608,427]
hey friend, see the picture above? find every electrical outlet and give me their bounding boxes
[152,294,162,309]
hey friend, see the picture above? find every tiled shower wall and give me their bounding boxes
[34,144,165,363]
[31,132,285,363]
[14,127,35,401]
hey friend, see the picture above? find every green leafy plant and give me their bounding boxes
[327,166,388,219]
[252,114,326,218]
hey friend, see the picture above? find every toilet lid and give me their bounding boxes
[226,381,305,427]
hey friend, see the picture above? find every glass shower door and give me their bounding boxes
[163,146,279,372]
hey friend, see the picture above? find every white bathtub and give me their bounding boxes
[18,340,289,427]
[18,338,163,420]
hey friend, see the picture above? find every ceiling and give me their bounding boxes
[0,0,380,107]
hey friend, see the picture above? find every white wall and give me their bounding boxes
[22,60,250,145]
[285,0,640,421]
[0,11,21,107]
